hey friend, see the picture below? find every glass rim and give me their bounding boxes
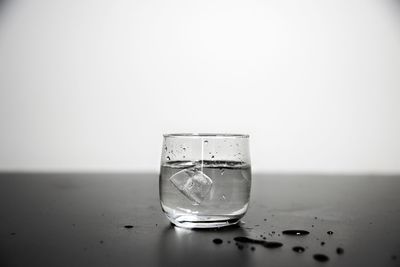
[163,133,249,138]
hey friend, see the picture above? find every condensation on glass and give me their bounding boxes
[159,133,251,228]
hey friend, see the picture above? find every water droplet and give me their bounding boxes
[282,230,310,236]
[99,240,104,244]
[321,241,325,246]
[233,236,282,249]
[213,238,223,244]
[182,147,186,151]
[234,236,265,244]
[166,156,170,160]
[124,225,133,229]
[336,247,344,255]
[263,242,283,249]
[264,218,267,221]
[313,254,329,262]
[327,231,333,235]
[204,140,208,145]
[292,246,305,253]
[211,155,215,159]
[220,169,225,175]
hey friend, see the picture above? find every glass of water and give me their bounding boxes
[159,133,251,228]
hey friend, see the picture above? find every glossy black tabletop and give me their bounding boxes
[0,173,399,267]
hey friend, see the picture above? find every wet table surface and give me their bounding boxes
[0,173,399,267]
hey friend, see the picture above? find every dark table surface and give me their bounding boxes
[0,173,399,267]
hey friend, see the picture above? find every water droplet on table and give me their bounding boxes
[282,230,310,236]
[313,254,329,262]
[234,236,265,244]
[293,246,305,253]
[263,242,283,249]
[213,238,223,244]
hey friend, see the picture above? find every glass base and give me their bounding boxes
[166,214,242,229]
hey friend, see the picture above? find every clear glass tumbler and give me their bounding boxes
[159,133,251,228]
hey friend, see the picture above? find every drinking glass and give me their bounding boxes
[159,133,251,228]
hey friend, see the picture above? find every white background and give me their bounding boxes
[0,0,399,173]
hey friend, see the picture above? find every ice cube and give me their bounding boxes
[169,167,213,205]
[241,169,251,183]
